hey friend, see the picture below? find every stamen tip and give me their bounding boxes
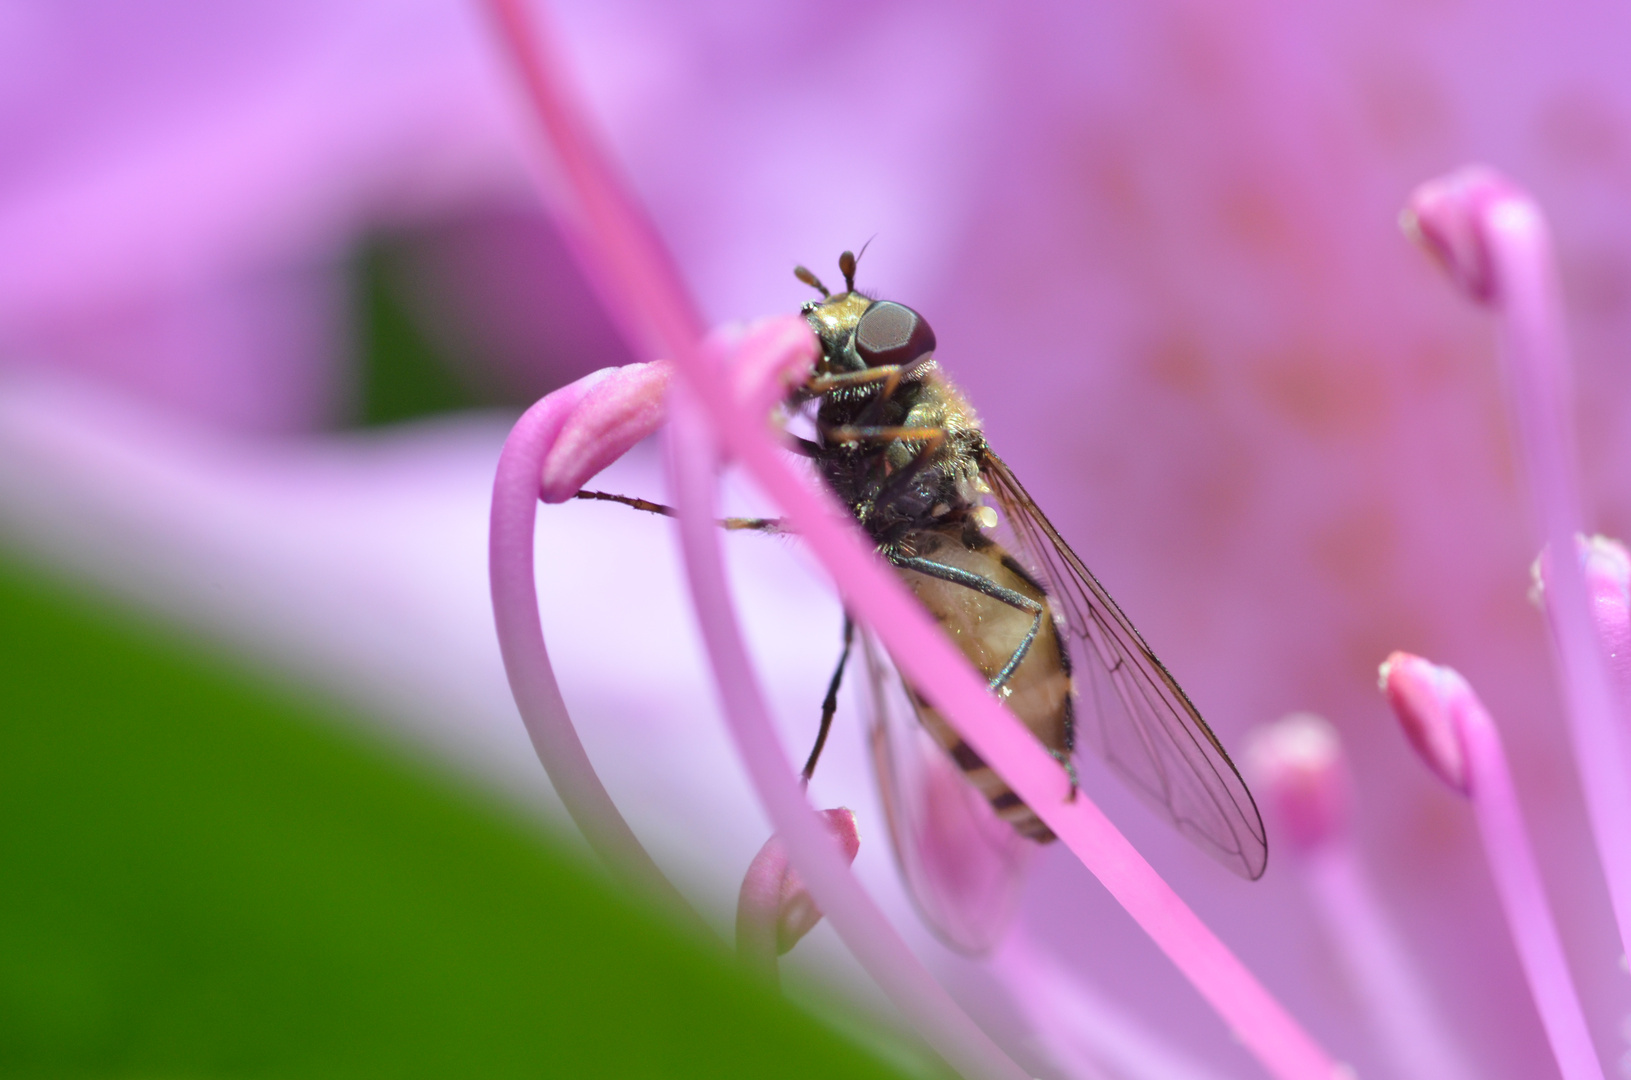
[714,314,819,421]
[1531,535,1631,669]
[537,360,673,502]
[1401,164,1525,306]
[1379,651,1472,795]
[1581,533,1631,602]
[1244,713,1349,853]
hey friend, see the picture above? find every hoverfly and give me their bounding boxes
[578,249,1267,953]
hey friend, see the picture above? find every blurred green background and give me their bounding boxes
[0,553,918,1078]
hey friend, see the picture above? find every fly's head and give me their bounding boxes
[792,251,937,381]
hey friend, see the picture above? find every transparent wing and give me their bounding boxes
[981,449,1268,879]
[858,628,1033,955]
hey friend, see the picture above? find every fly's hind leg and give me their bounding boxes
[801,615,855,784]
[572,490,783,533]
[886,555,1044,692]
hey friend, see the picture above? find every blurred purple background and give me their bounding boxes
[4,1,1631,1077]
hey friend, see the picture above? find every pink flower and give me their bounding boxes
[10,3,1631,1078]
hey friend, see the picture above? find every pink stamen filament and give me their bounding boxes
[481,0,702,361]
[1301,845,1477,1080]
[489,395,703,926]
[995,930,1232,1080]
[1247,715,1474,1080]
[484,2,1339,1077]
[1407,169,1631,961]
[1384,656,1604,1080]
[1461,720,1604,1080]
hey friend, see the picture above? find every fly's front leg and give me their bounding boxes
[804,365,905,397]
[817,425,946,521]
[804,363,916,429]
[886,555,1044,692]
[571,490,784,533]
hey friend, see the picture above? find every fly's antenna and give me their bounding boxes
[794,264,830,298]
[839,237,876,294]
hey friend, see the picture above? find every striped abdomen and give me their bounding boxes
[894,530,1074,842]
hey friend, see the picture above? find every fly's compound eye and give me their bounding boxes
[853,301,936,370]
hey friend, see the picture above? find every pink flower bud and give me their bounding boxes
[735,808,861,977]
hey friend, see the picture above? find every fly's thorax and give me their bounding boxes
[813,370,979,441]
[814,375,989,548]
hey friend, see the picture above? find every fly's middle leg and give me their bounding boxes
[800,615,854,784]
[887,555,1044,692]
[818,424,943,448]
[1052,751,1080,800]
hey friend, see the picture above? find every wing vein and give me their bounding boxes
[979,447,1267,879]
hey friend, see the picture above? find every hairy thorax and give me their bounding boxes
[815,370,987,551]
